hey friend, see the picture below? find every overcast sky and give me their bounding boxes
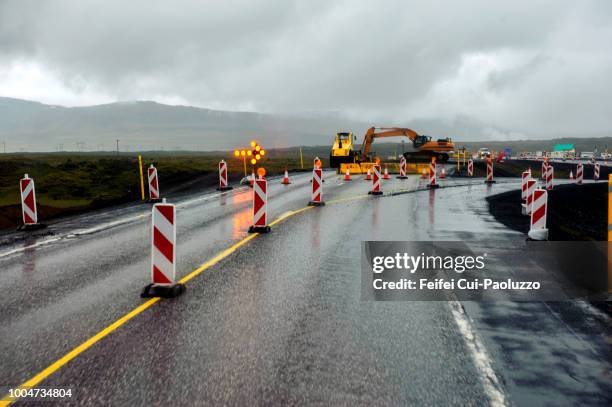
[1,0,611,137]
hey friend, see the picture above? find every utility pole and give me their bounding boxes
[2,141,5,153]
[116,139,120,156]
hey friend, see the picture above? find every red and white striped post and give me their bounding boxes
[521,171,530,202]
[541,160,548,180]
[364,168,372,181]
[19,174,45,230]
[576,163,583,185]
[427,157,439,189]
[147,164,161,202]
[309,167,325,205]
[369,163,383,195]
[141,199,185,298]
[397,156,408,179]
[467,159,473,177]
[217,160,233,191]
[523,179,537,216]
[546,165,554,190]
[528,189,548,240]
[485,157,495,184]
[248,173,271,232]
[594,163,600,180]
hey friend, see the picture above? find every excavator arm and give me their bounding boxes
[360,127,421,159]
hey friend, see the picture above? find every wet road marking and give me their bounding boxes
[449,301,508,406]
[0,206,314,406]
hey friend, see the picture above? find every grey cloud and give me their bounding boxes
[0,0,611,138]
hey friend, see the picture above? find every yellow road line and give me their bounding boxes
[0,206,315,406]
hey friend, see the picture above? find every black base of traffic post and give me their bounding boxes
[368,191,383,195]
[308,201,326,206]
[147,198,163,204]
[141,283,186,298]
[17,223,47,232]
[217,186,233,191]
[484,180,497,184]
[397,176,408,179]
[427,184,440,189]
[248,225,271,233]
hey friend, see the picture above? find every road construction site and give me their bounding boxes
[1,164,610,405]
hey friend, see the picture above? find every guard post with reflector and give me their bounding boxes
[546,165,554,190]
[309,164,325,206]
[18,174,46,231]
[427,157,439,189]
[248,168,271,233]
[141,198,185,298]
[369,161,383,196]
[467,159,473,177]
[576,163,584,185]
[397,156,408,179]
[147,164,162,203]
[528,189,548,241]
[594,163,600,181]
[523,179,537,216]
[485,157,495,184]
[217,160,233,191]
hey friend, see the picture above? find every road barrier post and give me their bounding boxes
[217,160,233,191]
[138,155,145,201]
[344,168,352,181]
[546,165,554,190]
[541,160,548,180]
[523,179,537,216]
[521,170,530,201]
[427,157,439,189]
[485,157,495,184]
[282,169,291,185]
[576,163,583,185]
[309,167,326,205]
[141,199,185,298]
[528,189,548,241]
[249,173,271,232]
[594,163,600,180]
[369,163,383,195]
[18,174,45,231]
[467,159,473,177]
[147,164,162,202]
[397,156,407,179]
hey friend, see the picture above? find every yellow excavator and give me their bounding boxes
[330,127,455,169]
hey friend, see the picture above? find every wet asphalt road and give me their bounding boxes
[0,172,610,406]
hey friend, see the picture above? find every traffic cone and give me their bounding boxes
[344,169,352,181]
[421,168,428,178]
[383,167,390,180]
[365,168,372,181]
[282,169,290,184]
[569,170,574,180]
[440,166,446,179]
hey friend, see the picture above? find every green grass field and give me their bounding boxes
[0,150,322,229]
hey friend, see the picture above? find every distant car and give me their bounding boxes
[240,176,252,185]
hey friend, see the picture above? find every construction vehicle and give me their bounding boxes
[330,127,455,169]
[329,132,357,168]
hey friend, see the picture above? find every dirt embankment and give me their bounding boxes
[486,182,607,241]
